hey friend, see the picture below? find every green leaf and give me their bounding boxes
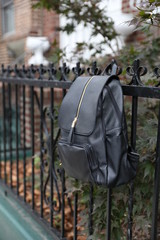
[139,10,151,19]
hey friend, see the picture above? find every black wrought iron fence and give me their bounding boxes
[0,59,159,240]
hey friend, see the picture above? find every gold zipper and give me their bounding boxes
[71,76,94,128]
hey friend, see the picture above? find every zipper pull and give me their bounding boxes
[71,117,77,128]
[68,117,77,144]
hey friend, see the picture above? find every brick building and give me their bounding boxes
[0,0,59,65]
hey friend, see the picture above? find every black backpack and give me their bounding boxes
[57,71,139,187]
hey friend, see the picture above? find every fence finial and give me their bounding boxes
[102,59,122,76]
[72,62,85,79]
[87,61,102,76]
[59,62,70,81]
[126,59,147,86]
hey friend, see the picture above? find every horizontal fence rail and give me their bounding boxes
[0,59,159,240]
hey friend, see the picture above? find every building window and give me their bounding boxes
[1,0,15,35]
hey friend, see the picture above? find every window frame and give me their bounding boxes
[1,0,15,36]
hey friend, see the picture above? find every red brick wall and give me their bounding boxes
[43,9,59,44]
[122,0,131,13]
[121,0,145,44]
[14,0,31,38]
[0,0,31,65]
[122,0,139,14]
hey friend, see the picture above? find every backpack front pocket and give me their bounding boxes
[58,141,97,182]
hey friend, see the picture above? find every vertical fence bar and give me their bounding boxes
[2,83,7,184]
[22,85,26,202]
[60,89,67,238]
[89,184,94,236]
[61,168,65,238]
[31,86,35,210]
[40,87,44,218]
[131,97,138,149]
[8,83,13,188]
[0,100,1,179]
[0,127,1,180]
[127,96,138,240]
[15,84,19,195]
[74,190,78,240]
[50,87,54,227]
[0,87,2,179]
[106,188,112,240]
[151,102,160,240]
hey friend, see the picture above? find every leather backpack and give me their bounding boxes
[57,73,139,187]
